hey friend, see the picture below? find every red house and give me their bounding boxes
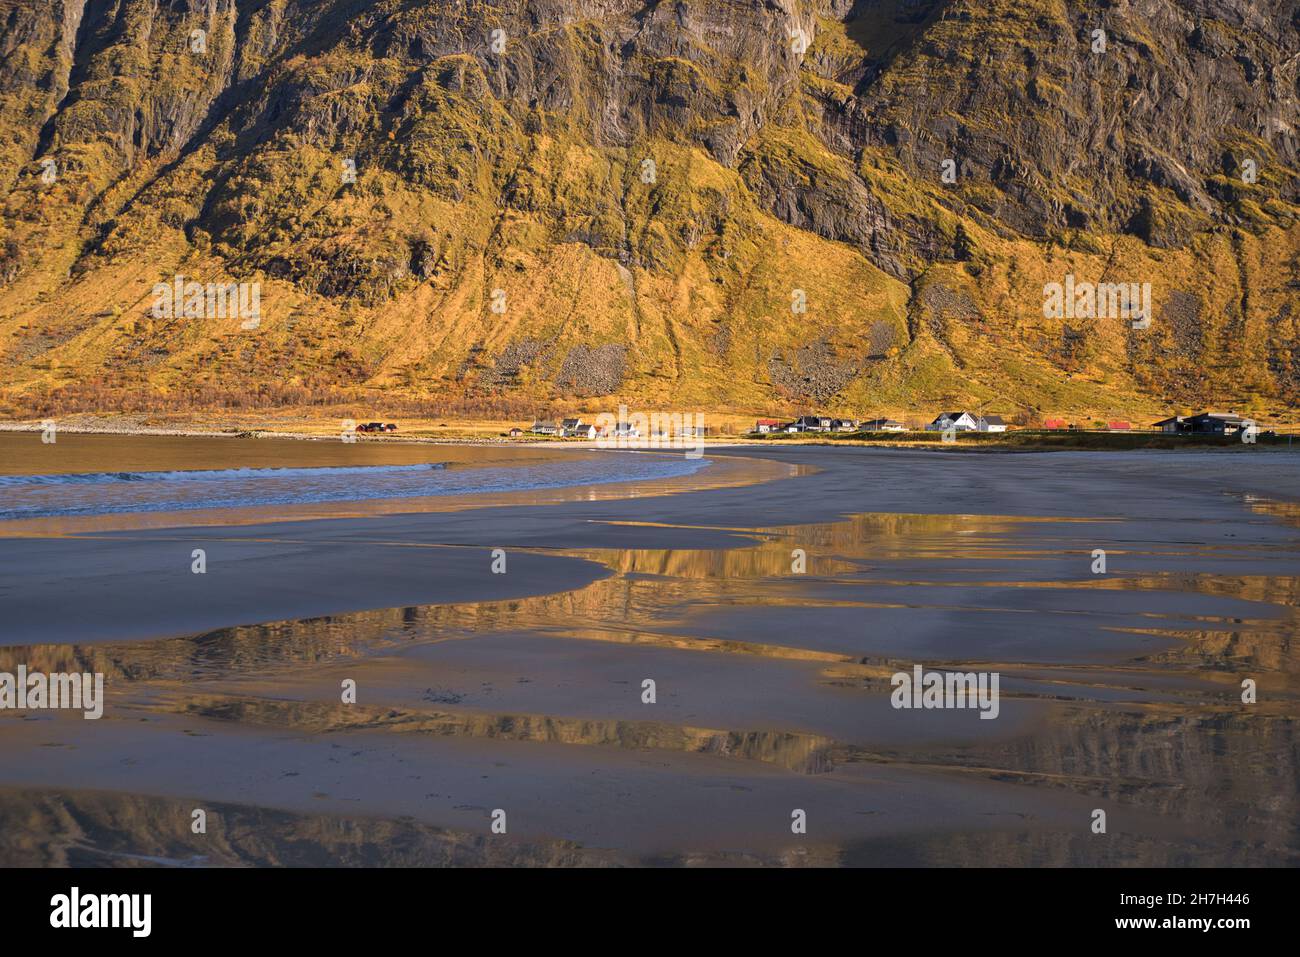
[1107,421,1132,431]
[1043,418,1069,430]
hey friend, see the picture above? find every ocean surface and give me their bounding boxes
[0,432,710,520]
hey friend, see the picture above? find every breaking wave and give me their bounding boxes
[0,455,708,520]
[0,463,448,488]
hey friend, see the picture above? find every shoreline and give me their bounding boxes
[2,416,1295,454]
[0,419,514,445]
[4,443,1297,637]
[0,433,804,536]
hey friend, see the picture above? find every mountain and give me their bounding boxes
[1,0,1297,422]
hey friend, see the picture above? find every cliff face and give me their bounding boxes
[0,0,1297,418]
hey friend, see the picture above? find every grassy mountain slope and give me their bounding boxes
[0,0,1297,423]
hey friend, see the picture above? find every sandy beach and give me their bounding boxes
[1,441,1297,866]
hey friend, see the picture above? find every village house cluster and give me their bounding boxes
[752,412,1005,433]
[1045,412,1257,435]
[749,410,1263,437]
[516,417,598,438]
[505,410,1264,440]
[513,417,707,439]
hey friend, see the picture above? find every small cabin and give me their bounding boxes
[861,418,906,432]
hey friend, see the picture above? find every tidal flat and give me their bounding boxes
[0,438,1296,866]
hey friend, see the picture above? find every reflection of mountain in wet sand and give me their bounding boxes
[0,788,639,868]
[2,496,1296,866]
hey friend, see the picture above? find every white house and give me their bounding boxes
[977,415,1007,433]
[561,418,596,439]
[927,412,980,432]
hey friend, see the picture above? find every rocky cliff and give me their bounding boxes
[0,0,1297,420]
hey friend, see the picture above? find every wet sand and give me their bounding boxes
[1,445,1298,866]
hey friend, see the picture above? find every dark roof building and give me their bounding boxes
[1154,412,1254,435]
[1186,412,1254,434]
[791,415,831,431]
